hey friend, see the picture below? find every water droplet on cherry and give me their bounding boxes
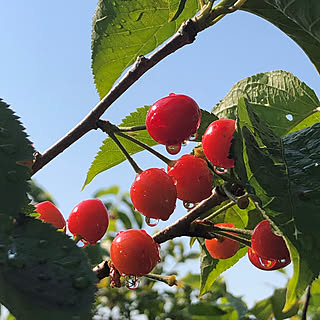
[183,202,195,209]
[125,276,140,290]
[145,217,159,227]
[258,257,276,269]
[166,144,181,155]
[213,166,228,175]
[189,132,198,141]
[169,92,176,96]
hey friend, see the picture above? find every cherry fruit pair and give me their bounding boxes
[35,199,109,246]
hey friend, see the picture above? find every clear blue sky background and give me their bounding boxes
[1,1,319,309]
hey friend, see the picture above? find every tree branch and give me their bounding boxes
[31,1,244,176]
[31,19,198,175]
[152,187,228,244]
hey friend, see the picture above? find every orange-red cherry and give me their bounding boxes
[110,229,161,276]
[130,168,177,222]
[35,201,66,231]
[68,199,109,246]
[205,222,240,259]
[202,118,236,169]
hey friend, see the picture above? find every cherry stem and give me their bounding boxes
[115,131,176,167]
[144,273,178,287]
[118,125,146,132]
[108,131,143,174]
[213,225,253,238]
[210,229,252,247]
[205,200,235,221]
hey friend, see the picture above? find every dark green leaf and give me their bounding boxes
[0,100,34,218]
[195,109,219,142]
[234,97,320,309]
[224,293,249,320]
[0,216,97,320]
[28,180,55,204]
[242,0,320,74]
[83,242,108,266]
[92,0,199,98]
[213,71,319,137]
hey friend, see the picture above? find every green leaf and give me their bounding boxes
[234,98,320,310]
[250,288,299,320]
[0,100,34,218]
[92,0,199,98]
[199,196,250,296]
[93,185,120,198]
[212,71,319,137]
[199,240,247,297]
[0,216,97,320]
[83,106,156,188]
[168,0,188,22]
[117,210,133,229]
[241,0,320,74]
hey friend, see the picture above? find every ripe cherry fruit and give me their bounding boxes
[205,222,240,259]
[130,168,177,223]
[146,93,201,154]
[110,229,161,277]
[35,201,66,231]
[251,219,290,261]
[202,118,236,169]
[68,199,109,246]
[167,154,213,203]
[248,247,291,271]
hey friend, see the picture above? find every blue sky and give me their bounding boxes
[1,1,319,308]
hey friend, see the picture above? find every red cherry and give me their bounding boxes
[68,199,109,246]
[251,220,290,260]
[130,168,177,222]
[35,201,66,231]
[167,154,213,203]
[248,247,291,270]
[205,222,240,259]
[202,118,236,169]
[146,93,201,151]
[110,229,161,277]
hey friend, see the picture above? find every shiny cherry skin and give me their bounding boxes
[251,220,290,260]
[146,93,201,147]
[110,229,161,276]
[130,168,177,221]
[68,199,109,246]
[35,201,66,231]
[202,118,236,168]
[167,154,213,203]
[248,247,291,270]
[205,222,240,259]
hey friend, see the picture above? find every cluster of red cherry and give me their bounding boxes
[34,93,291,284]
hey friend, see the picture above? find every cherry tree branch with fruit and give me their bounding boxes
[1,0,320,319]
